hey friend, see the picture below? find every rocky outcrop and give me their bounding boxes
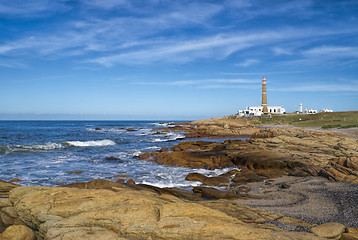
[139,127,358,184]
[7,182,324,240]
[162,118,260,139]
[0,225,35,240]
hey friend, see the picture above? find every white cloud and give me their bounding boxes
[272,47,292,55]
[236,59,259,67]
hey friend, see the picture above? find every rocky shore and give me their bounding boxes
[1,118,358,239]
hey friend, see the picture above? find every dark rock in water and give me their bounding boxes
[95,128,102,130]
[9,178,22,183]
[105,156,121,161]
[126,179,136,185]
[185,173,207,183]
[114,174,129,178]
[203,176,230,186]
[193,186,242,200]
[67,170,84,174]
[126,128,137,131]
[152,131,162,135]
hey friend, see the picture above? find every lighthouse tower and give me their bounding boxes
[261,76,268,113]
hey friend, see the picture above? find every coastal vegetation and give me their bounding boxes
[228,111,358,129]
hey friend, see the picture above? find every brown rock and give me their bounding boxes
[202,176,230,186]
[126,179,136,185]
[0,180,18,198]
[311,222,345,239]
[9,178,22,183]
[347,228,358,234]
[232,170,265,183]
[193,186,242,200]
[185,172,207,183]
[0,198,12,208]
[113,174,129,178]
[160,147,168,152]
[7,185,322,240]
[115,179,125,184]
[341,233,358,240]
[0,225,34,240]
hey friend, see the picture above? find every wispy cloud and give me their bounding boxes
[0,0,69,17]
[236,59,259,67]
[303,46,358,58]
[134,78,260,89]
[273,81,358,92]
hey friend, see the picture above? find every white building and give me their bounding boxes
[320,108,333,113]
[238,106,285,117]
[304,109,317,114]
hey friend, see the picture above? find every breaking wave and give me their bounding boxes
[0,139,116,154]
[65,139,116,147]
[151,132,185,142]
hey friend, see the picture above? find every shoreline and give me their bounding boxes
[1,118,358,239]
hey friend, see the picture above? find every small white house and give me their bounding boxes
[320,108,333,113]
[238,106,285,117]
[304,109,317,114]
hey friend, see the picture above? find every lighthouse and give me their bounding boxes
[261,76,268,113]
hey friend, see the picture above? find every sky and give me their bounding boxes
[0,0,357,120]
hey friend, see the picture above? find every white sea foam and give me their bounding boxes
[1,142,64,153]
[65,139,116,147]
[140,180,202,188]
[151,132,185,142]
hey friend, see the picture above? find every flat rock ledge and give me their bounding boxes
[0,180,327,240]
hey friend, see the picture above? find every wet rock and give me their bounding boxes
[104,156,122,161]
[185,173,207,183]
[311,222,345,239]
[126,128,137,131]
[193,186,242,200]
[95,128,101,130]
[0,225,34,240]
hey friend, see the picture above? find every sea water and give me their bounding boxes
[0,121,236,188]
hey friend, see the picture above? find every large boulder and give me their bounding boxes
[311,222,345,239]
[8,185,322,240]
[0,225,34,240]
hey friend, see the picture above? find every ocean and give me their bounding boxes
[0,121,233,188]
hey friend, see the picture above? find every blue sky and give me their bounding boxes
[0,0,357,120]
